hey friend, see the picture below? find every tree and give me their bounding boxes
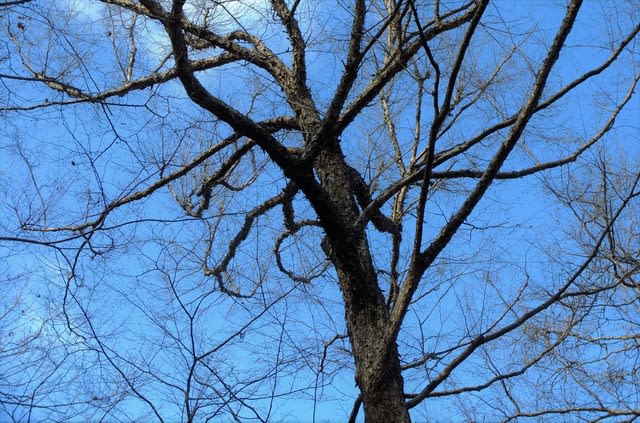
[1,0,638,421]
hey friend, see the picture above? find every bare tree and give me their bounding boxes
[1,0,638,421]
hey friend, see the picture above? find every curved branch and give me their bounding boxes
[203,188,292,297]
[274,219,326,284]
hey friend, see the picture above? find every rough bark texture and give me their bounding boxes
[314,139,410,422]
[6,0,631,421]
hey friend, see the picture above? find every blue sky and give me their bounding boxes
[1,0,639,421]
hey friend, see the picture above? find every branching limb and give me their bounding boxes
[347,164,400,236]
[337,1,479,134]
[406,170,640,407]
[388,0,584,363]
[203,189,290,297]
[408,0,489,301]
[269,0,307,86]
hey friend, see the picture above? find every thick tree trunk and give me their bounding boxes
[314,141,410,422]
[343,272,410,422]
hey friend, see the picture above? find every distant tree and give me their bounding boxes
[1,0,638,421]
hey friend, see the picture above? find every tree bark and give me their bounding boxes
[314,139,410,422]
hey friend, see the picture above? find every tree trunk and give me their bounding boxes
[344,276,410,423]
[314,140,410,422]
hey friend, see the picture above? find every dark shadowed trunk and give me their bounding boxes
[314,139,410,422]
[4,0,637,421]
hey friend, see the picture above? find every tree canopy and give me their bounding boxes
[1,0,639,421]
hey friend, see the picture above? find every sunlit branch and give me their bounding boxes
[337,1,478,134]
